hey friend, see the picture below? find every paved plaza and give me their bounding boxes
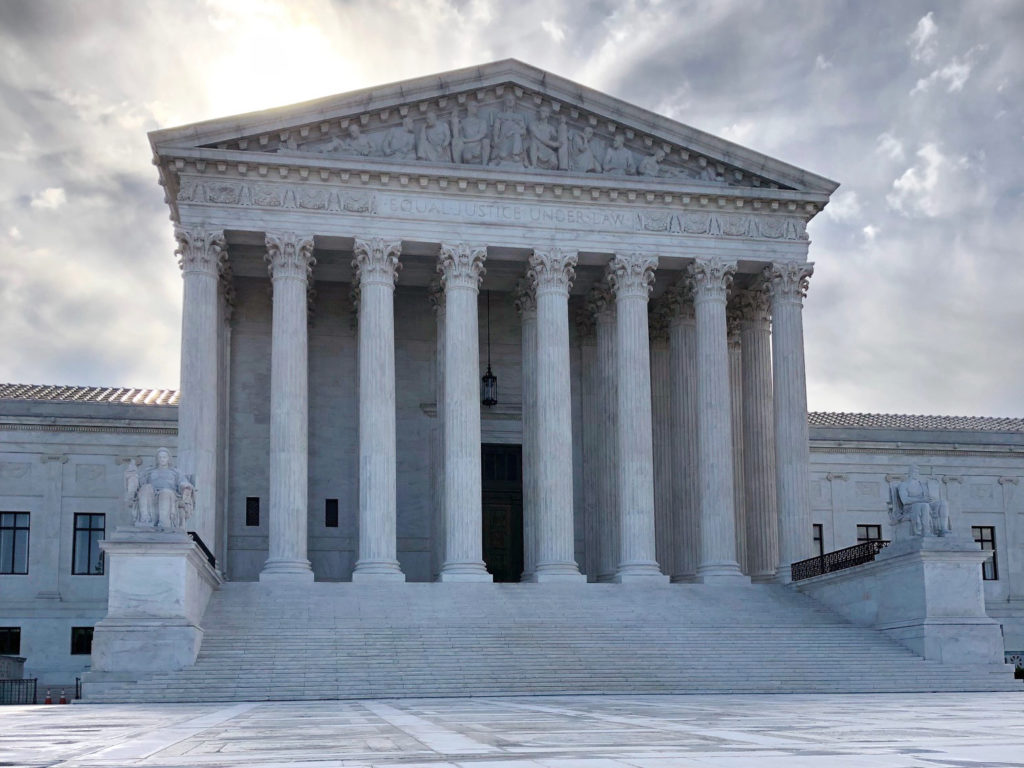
[2,693,1024,768]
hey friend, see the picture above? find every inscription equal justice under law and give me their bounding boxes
[379,194,806,240]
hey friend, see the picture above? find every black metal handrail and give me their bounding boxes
[791,540,889,582]
[187,531,216,570]
[0,678,36,705]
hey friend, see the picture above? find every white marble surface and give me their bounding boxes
[4,693,1024,767]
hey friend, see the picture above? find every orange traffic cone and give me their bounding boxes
[59,689,68,704]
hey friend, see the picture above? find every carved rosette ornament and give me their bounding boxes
[527,248,578,297]
[175,226,226,276]
[438,243,487,292]
[512,277,537,318]
[688,257,736,304]
[265,232,315,282]
[606,253,658,300]
[764,261,814,305]
[663,276,696,326]
[352,237,402,288]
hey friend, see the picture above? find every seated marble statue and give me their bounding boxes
[887,465,952,537]
[124,448,195,531]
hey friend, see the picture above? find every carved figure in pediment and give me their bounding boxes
[638,148,685,179]
[315,124,376,157]
[124,448,195,532]
[528,106,567,171]
[602,133,636,175]
[382,116,417,160]
[698,163,722,183]
[490,93,528,167]
[569,127,602,173]
[451,101,491,165]
[417,109,452,163]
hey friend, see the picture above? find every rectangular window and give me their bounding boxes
[72,514,105,575]
[0,627,20,655]
[245,497,260,527]
[70,626,94,655]
[0,512,29,575]
[857,524,882,543]
[325,499,339,528]
[812,524,824,557]
[972,526,998,581]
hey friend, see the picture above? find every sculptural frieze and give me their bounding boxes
[887,465,953,538]
[124,448,195,532]
[211,89,784,188]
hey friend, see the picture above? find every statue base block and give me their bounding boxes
[82,529,222,697]
[796,535,1005,665]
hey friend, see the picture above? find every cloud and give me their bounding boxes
[911,54,974,94]
[875,133,905,162]
[909,11,938,63]
[814,54,832,71]
[541,19,566,43]
[861,224,879,241]
[886,143,976,217]
[822,190,861,222]
[29,187,66,209]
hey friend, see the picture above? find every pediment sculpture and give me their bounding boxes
[226,93,751,186]
[124,448,195,532]
[887,465,952,538]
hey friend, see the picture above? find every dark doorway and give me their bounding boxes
[481,443,524,582]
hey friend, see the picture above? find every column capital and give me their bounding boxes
[512,277,537,318]
[586,281,615,320]
[175,225,226,276]
[731,284,772,325]
[438,243,486,292]
[352,237,401,288]
[688,256,736,303]
[528,248,578,296]
[664,277,696,325]
[726,298,743,348]
[428,276,445,315]
[265,232,315,282]
[649,298,671,343]
[574,303,596,340]
[764,261,814,304]
[607,253,658,300]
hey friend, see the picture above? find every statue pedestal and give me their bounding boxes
[797,535,1005,665]
[83,529,222,696]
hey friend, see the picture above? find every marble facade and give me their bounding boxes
[1,61,1022,689]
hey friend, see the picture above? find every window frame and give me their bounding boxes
[812,523,824,557]
[972,525,998,581]
[325,498,339,528]
[0,627,20,655]
[72,513,106,576]
[0,512,30,575]
[856,524,882,544]
[70,626,94,656]
[245,497,260,527]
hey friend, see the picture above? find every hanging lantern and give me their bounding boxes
[481,290,498,406]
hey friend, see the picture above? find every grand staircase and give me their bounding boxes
[85,581,1019,702]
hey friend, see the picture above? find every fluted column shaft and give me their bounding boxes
[438,244,491,582]
[728,318,747,573]
[529,249,585,582]
[352,238,405,582]
[608,254,668,582]
[590,289,619,582]
[691,257,747,583]
[667,287,699,582]
[767,262,815,582]
[175,227,225,549]
[650,307,673,576]
[429,282,446,580]
[261,232,315,581]
[514,281,539,581]
[738,287,778,581]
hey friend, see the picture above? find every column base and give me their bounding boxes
[670,574,700,584]
[439,562,493,582]
[614,562,670,583]
[697,561,750,585]
[259,559,314,584]
[749,571,778,584]
[534,564,586,584]
[352,560,406,582]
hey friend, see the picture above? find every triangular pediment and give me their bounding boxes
[151,60,837,197]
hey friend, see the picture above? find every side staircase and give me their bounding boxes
[86,582,1019,702]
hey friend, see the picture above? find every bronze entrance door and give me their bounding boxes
[481,443,524,582]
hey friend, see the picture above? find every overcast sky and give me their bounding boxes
[0,0,1021,417]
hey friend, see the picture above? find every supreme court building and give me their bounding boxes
[3,61,1022,696]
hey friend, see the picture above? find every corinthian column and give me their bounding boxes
[666,280,699,582]
[529,248,585,582]
[766,261,814,582]
[437,243,491,582]
[691,257,747,584]
[175,226,225,551]
[736,285,778,582]
[588,283,619,582]
[513,279,539,581]
[260,232,315,582]
[727,302,747,574]
[351,237,405,582]
[607,254,668,582]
